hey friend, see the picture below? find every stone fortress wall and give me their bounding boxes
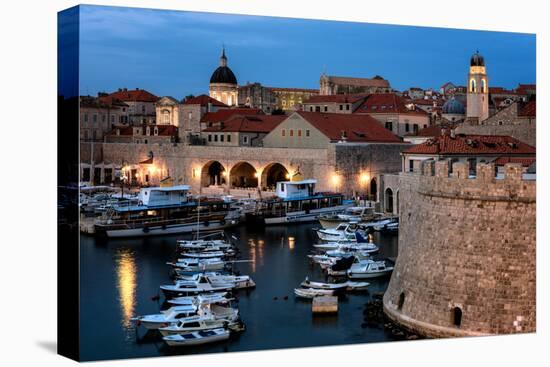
[383,159,536,337]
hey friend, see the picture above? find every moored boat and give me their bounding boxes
[162,328,230,347]
[294,287,335,299]
[347,259,394,279]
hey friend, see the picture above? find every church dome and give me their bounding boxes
[442,97,465,114]
[209,48,237,85]
[470,51,485,67]
[210,66,237,85]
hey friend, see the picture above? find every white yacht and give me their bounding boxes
[316,222,363,242]
[347,259,394,279]
[160,277,236,298]
[175,272,256,290]
[131,305,198,330]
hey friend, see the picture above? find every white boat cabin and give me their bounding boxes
[138,185,191,206]
[276,179,317,199]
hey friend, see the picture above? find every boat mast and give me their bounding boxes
[196,194,200,239]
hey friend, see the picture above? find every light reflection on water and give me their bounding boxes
[115,248,137,338]
[247,238,265,272]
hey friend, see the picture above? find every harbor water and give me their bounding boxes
[79,223,399,361]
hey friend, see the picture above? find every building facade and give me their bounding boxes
[109,88,158,125]
[320,74,391,95]
[80,95,129,142]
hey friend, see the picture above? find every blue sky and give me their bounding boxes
[78,5,536,100]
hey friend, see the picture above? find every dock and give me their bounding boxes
[312,296,338,314]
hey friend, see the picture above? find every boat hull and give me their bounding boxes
[250,204,352,226]
[99,219,239,238]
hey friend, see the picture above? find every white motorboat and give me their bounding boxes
[163,328,230,347]
[345,281,370,290]
[294,287,334,299]
[347,260,394,279]
[177,239,233,250]
[167,292,231,306]
[169,258,227,272]
[160,278,235,298]
[317,206,376,228]
[300,278,349,290]
[176,272,256,290]
[364,217,397,230]
[178,250,228,259]
[131,305,198,330]
[316,222,363,242]
[158,315,233,336]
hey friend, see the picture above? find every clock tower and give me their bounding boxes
[466,51,489,122]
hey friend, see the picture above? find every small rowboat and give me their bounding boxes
[300,279,349,290]
[294,287,334,299]
[163,328,230,347]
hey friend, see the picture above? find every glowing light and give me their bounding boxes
[254,172,260,178]
[288,236,295,249]
[331,174,340,186]
[222,170,228,176]
[285,173,291,179]
[360,173,369,185]
[115,248,137,334]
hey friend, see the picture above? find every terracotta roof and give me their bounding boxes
[518,101,536,117]
[493,156,536,167]
[302,94,368,104]
[201,108,264,123]
[405,123,457,137]
[323,75,390,88]
[404,134,536,155]
[109,89,158,102]
[354,93,428,115]
[515,84,536,95]
[296,111,403,143]
[183,94,228,107]
[488,87,516,95]
[203,115,286,133]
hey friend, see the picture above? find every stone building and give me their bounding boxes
[382,160,535,337]
[302,94,367,114]
[237,82,277,113]
[179,95,228,144]
[104,125,178,145]
[320,74,391,95]
[455,100,536,147]
[269,87,319,111]
[202,115,286,147]
[155,96,182,126]
[109,88,158,125]
[80,94,129,142]
[353,93,430,137]
[209,48,238,106]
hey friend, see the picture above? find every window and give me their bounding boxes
[315,106,321,112]
[339,104,343,111]
[162,110,170,124]
[309,106,313,112]
[92,114,97,123]
[227,134,231,142]
[409,160,414,172]
[92,130,97,140]
[111,115,115,123]
[405,123,410,132]
[141,105,146,113]
[84,113,88,122]
[220,134,224,142]
[481,79,486,93]
[324,106,328,112]
[289,129,294,137]
[346,104,350,111]
[498,120,503,126]
[306,129,310,137]
[424,124,427,129]
[385,121,392,131]
[208,134,212,142]
[470,78,476,93]
[243,136,249,144]
[413,124,418,134]
[214,134,218,142]
[154,127,158,136]
[282,129,286,137]
[102,114,106,123]
[298,130,302,137]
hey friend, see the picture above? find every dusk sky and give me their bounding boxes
[79,5,536,100]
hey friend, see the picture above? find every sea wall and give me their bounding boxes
[383,160,536,337]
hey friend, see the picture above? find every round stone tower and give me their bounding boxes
[383,160,536,337]
[209,47,238,106]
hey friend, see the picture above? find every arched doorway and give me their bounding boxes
[452,307,462,327]
[230,162,258,188]
[370,178,377,201]
[261,163,289,191]
[385,188,394,213]
[201,161,226,187]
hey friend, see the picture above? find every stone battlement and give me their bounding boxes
[406,160,536,203]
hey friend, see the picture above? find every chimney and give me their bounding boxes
[118,88,122,92]
[123,88,127,92]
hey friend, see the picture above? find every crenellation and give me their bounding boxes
[504,163,524,182]
[435,160,450,178]
[451,162,468,179]
[476,162,496,183]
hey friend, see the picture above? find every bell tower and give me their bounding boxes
[466,51,489,122]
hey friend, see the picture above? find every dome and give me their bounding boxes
[442,97,465,114]
[470,51,485,67]
[210,47,237,85]
[210,66,237,85]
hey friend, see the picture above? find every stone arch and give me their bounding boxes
[201,160,227,187]
[385,188,394,213]
[452,307,463,327]
[470,78,476,93]
[229,161,258,188]
[370,177,377,201]
[260,163,289,191]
